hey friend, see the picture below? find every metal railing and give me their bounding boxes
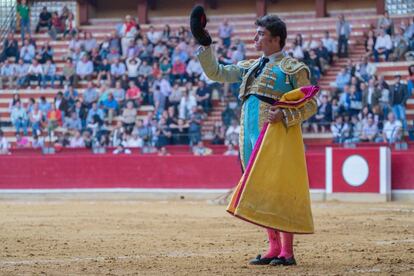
[0,0,17,46]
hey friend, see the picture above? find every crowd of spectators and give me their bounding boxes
[1,9,245,154]
[1,8,414,154]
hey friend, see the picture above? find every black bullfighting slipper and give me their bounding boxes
[269,256,297,266]
[249,254,278,265]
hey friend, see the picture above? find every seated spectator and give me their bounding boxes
[193,141,212,156]
[0,59,16,89]
[41,59,57,88]
[153,41,168,60]
[335,68,351,92]
[54,91,69,118]
[60,58,75,86]
[344,115,363,143]
[133,119,153,147]
[146,25,161,45]
[195,80,211,113]
[102,93,119,124]
[126,56,141,81]
[157,146,170,156]
[15,58,29,88]
[377,112,402,143]
[311,93,332,133]
[362,78,381,109]
[364,29,377,57]
[188,106,205,145]
[186,56,203,82]
[121,101,137,132]
[47,104,63,134]
[159,57,172,76]
[75,55,94,83]
[126,81,142,107]
[224,143,238,156]
[1,33,19,62]
[138,60,153,78]
[38,41,54,64]
[171,57,187,83]
[291,40,305,60]
[225,119,240,146]
[178,89,197,120]
[111,80,126,106]
[69,130,85,148]
[390,74,409,131]
[27,59,43,87]
[48,12,65,40]
[38,96,51,117]
[97,58,111,84]
[68,33,82,53]
[86,102,105,125]
[155,117,172,148]
[29,102,43,136]
[83,32,98,53]
[20,39,36,63]
[170,118,189,145]
[63,12,77,39]
[374,28,392,62]
[210,121,225,145]
[32,134,45,149]
[321,31,336,64]
[391,27,409,61]
[315,41,330,72]
[331,115,349,143]
[360,115,378,142]
[349,85,363,116]
[125,132,143,148]
[35,7,52,33]
[64,111,82,131]
[113,143,132,154]
[70,100,88,129]
[11,100,29,135]
[355,56,376,83]
[64,85,79,109]
[168,83,183,111]
[110,58,126,86]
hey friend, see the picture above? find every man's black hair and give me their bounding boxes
[255,15,287,49]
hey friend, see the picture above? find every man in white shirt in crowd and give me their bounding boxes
[27,59,43,87]
[321,31,336,64]
[186,56,203,82]
[377,112,402,143]
[75,55,94,84]
[146,25,161,45]
[374,28,392,62]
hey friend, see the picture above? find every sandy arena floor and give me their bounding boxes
[0,199,413,275]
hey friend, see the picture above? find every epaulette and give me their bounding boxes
[237,59,257,70]
[279,56,310,75]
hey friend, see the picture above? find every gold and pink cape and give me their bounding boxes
[227,86,320,234]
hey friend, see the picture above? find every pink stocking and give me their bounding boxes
[263,229,281,258]
[279,232,294,259]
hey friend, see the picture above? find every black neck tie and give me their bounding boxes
[254,57,270,78]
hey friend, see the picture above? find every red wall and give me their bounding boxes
[0,150,413,190]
